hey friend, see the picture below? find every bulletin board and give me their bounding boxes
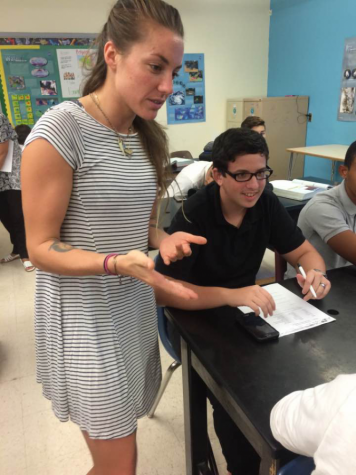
[166,53,206,125]
[0,33,96,126]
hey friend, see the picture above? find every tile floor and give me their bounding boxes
[0,223,233,475]
[0,223,275,475]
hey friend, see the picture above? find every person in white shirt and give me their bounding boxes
[166,160,213,199]
[270,374,356,475]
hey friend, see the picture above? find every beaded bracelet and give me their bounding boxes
[103,253,119,276]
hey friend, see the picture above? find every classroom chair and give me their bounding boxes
[170,150,193,159]
[275,251,287,282]
[277,456,315,475]
[147,304,181,418]
[148,302,219,475]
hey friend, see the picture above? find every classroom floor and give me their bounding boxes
[0,223,275,475]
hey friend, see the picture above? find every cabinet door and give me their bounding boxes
[226,100,243,127]
[262,97,308,180]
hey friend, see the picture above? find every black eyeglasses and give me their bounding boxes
[224,168,273,182]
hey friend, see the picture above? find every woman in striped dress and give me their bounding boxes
[21,1,206,473]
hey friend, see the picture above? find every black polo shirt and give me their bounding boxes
[156,182,305,288]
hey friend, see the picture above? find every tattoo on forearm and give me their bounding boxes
[48,239,74,253]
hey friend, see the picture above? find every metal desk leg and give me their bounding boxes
[331,160,336,184]
[287,152,294,180]
[259,450,280,475]
[181,338,211,475]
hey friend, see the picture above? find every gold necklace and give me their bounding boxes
[90,93,133,157]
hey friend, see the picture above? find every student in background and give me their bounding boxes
[166,160,213,199]
[288,140,356,273]
[241,115,266,137]
[0,115,34,271]
[155,128,331,475]
[21,1,206,473]
[15,124,31,149]
[270,374,356,475]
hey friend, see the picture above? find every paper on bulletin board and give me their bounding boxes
[0,139,13,172]
[338,37,356,122]
[166,53,206,125]
[57,49,91,98]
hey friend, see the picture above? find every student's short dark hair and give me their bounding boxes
[344,140,356,168]
[212,128,269,172]
[241,116,265,130]
[15,124,31,145]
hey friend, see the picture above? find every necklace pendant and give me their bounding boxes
[125,147,133,157]
[118,139,126,155]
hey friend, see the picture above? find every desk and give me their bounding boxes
[166,265,356,475]
[286,144,348,183]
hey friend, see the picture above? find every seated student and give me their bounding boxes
[241,115,274,194]
[166,160,213,200]
[241,115,266,137]
[287,140,356,275]
[270,374,356,475]
[14,124,31,149]
[199,140,214,161]
[155,128,331,475]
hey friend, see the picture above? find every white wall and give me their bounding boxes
[1,0,270,156]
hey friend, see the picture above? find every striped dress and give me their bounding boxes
[26,101,161,439]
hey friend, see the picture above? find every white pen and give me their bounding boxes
[297,263,317,298]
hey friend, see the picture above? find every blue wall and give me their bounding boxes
[268,0,356,181]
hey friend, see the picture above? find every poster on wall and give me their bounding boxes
[166,53,205,125]
[57,49,92,97]
[338,37,356,122]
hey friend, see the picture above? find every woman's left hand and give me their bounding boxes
[159,231,207,265]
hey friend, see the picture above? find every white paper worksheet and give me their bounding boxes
[238,283,335,337]
[0,140,13,173]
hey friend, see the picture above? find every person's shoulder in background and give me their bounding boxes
[167,161,212,199]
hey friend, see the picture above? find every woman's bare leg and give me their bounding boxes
[83,430,137,475]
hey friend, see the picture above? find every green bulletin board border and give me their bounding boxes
[0,33,96,126]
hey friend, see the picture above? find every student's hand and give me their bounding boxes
[115,250,198,300]
[296,270,331,301]
[159,232,207,265]
[226,285,276,318]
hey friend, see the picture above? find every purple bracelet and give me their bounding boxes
[103,253,118,275]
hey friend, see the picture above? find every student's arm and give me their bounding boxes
[21,139,197,301]
[0,140,9,169]
[271,384,329,457]
[155,279,276,317]
[270,375,356,461]
[327,230,356,265]
[282,240,330,300]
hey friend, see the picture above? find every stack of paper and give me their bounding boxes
[238,283,335,337]
[271,179,331,201]
[0,140,13,173]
